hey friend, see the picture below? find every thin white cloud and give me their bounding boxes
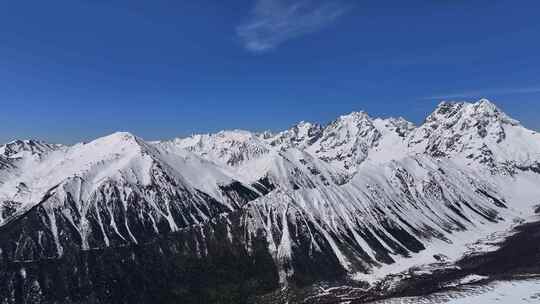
[424,86,540,100]
[237,0,350,52]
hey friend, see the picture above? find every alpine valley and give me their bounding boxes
[1,99,540,304]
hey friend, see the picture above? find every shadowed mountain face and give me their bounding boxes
[0,99,540,303]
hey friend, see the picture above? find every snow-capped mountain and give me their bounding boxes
[267,121,323,150]
[0,99,539,303]
[409,99,540,172]
[0,139,62,160]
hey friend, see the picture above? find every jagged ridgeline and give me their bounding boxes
[0,99,540,303]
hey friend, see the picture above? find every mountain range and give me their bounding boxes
[1,99,539,303]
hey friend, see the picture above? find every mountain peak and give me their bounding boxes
[428,99,519,126]
[292,120,322,133]
[215,129,257,141]
[375,117,416,137]
[470,98,516,120]
[338,110,370,122]
[83,131,154,158]
[163,129,269,167]
[472,99,519,125]
[411,98,528,162]
[295,120,316,128]
[431,101,465,119]
[101,131,138,141]
[476,97,494,106]
[0,139,61,159]
[469,98,499,113]
[267,120,323,150]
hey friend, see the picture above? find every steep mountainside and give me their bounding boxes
[0,99,539,304]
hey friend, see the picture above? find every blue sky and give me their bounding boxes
[1,0,539,143]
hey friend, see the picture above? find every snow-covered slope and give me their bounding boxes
[157,130,350,190]
[153,99,540,282]
[0,139,64,191]
[0,99,539,303]
[372,278,540,304]
[242,153,539,285]
[0,132,263,253]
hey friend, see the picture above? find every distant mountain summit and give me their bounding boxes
[0,99,539,303]
[0,139,62,159]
